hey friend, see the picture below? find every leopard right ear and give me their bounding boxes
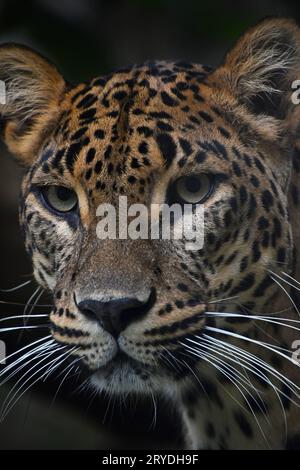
[0,43,66,166]
[209,17,300,140]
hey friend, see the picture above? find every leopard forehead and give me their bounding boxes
[33,61,216,195]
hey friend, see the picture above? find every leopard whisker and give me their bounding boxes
[0,341,59,387]
[201,335,289,440]
[0,280,32,292]
[205,311,300,333]
[269,274,300,317]
[42,346,79,381]
[201,332,300,402]
[180,342,271,448]
[24,287,44,326]
[208,295,239,304]
[0,343,64,419]
[269,269,300,292]
[0,314,48,323]
[0,338,54,381]
[2,334,52,364]
[22,286,41,322]
[201,333,295,439]
[282,271,300,288]
[0,346,77,421]
[204,326,299,371]
[43,349,81,402]
[0,324,49,333]
[0,300,52,307]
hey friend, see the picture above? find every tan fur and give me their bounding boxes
[0,44,66,164]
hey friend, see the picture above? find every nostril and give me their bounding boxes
[79,306,96,322]
[77,287,156,337]
[119,287,156,330]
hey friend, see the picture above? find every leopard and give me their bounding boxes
[1,16,300,450]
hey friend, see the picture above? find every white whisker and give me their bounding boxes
[0,314,48,323]
[269,275,300,317]
[0,280,31,292]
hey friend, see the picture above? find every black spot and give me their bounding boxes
[76,94,97,109]
[239,186,248,205]
[254,275,273,297]
[65,137,89,171]
[85,168,92,180]
[94,129,105,139]
[179,138,192,156]
[86,148,96,164]
[232,161,242,177]
[198,111,214,123]
[79,108,96,121]
[240,256,248,272]
[254,157,265,173]
[138,141,149,154]
[177,283,188,292]
[234,411,253,438]
[131,157,141,169]
[71,127,88,140]
[218,126,230,138]
[252,240,261,262]
[257,216,269,230]
[277,247,286,263]
[261,190,273,212]
[195,151,206,164]
[94,161,103,174]
[137,126,153,137]
[156,133,177,167]
[161,91,179,107]
[201,379,223,409]
[107,162,114,175]
[128,175,137,184]
[250,175,259,188]
[205,422,216,438]
[42,163,50,173]
[113,90,128,101]
[104,145,112,160]
[230,273,255,295]
[157,121,173,132]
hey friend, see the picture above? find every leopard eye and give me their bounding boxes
[41,186,78,213]
[169,174,213,204]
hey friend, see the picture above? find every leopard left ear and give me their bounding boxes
[0,43,66,165]
[210,17,300,125]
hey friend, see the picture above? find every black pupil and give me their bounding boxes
[184,176,203,193]
[56,187,73,201]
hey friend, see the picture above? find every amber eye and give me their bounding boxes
[41,186,78,213]
[168,174,213,205]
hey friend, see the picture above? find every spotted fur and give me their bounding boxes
[2,17,300,449]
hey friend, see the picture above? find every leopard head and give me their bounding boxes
[1,18,300,401]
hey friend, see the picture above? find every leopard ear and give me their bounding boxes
[0,44,66,165]
[211,17,300,121]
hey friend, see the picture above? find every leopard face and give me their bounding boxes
[2,18,300,449]
[19,60,293,392]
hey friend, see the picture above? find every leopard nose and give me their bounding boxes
[78,288,156,337]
